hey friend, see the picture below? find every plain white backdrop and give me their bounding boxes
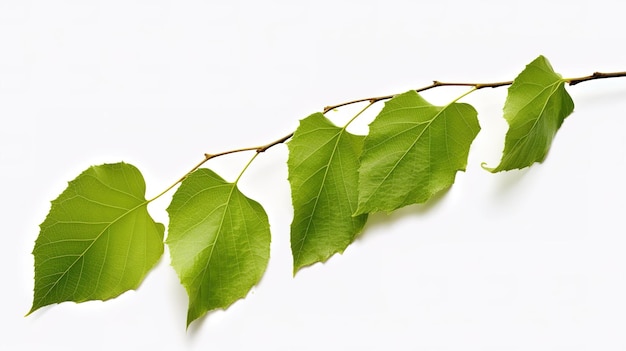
[2,0,626,350]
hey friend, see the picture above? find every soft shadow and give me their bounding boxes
[353,187,452,243]
[186,311,209,337]
[490,166,532,196]
[24,303,52,320]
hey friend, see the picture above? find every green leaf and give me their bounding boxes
[356,91,480,214]
[166,168,270,327]
[484,55,575,172]
[287,112,368,273]
[29,162,165,315]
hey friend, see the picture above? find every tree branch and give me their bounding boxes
[566,71,626,86]
[150,69,626,202]
[322,80,513,113]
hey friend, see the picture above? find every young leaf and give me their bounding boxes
[356,91,480,214]
[484,55,575,172]
[166,168,270,327]
[287,112,368,273]
[29,162,165,315]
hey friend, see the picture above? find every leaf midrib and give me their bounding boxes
[359,104,447,210]
[196,181,238,307]
[294,128,344,266]
[505,80,563,156]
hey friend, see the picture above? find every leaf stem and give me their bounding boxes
[343,101,376,130]
[234,152,260,185]
[450,86,479,104]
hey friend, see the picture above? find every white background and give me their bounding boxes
[2,0,626,350]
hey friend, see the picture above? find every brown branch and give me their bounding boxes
[149,132,294,201]
[203,132,294,160]
[566,71,626,86]
[322,80,513,113]
[149,69,626,202]
[322,71,626,113]
[205,70,626,165]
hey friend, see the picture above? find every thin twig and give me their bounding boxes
[566,71,626,86]
[148,133,294,202]
[322,80,513,113]
[149,69,626,202]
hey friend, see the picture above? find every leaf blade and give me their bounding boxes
[356,91,480,214]
[166,169,270,326]
[287,113,367,273]
[485,55,575,172]
[29,162,165,314]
